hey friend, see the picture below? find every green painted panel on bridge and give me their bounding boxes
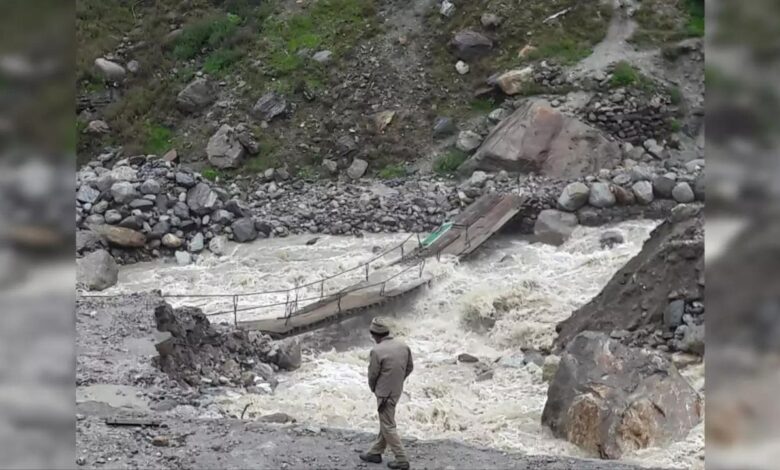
[422,222,453,248]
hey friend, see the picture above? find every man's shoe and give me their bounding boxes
[359,453,382,464]
[387,461,410,470]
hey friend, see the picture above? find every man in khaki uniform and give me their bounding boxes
[359,318,413,469]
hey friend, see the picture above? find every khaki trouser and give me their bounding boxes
[367,396,408,463]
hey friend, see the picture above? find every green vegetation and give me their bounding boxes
[378,163,406,179]
[173,13,243,60]
[297,165,319,180]
[434,149,468,175]
[669,86,684,105]
[204,48,245,74]
[523,38,594,65]
[610,61,641,87]
[470,98,497,113]
[632,0,705,46]
[668,118,683,133]
[201,168,221,181]
[257,0,377,81]
[144,123,174,155]
[609,61,657,91]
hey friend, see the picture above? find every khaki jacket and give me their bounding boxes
[367,336,413,399]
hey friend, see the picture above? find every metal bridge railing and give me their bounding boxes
[79,233,431,327]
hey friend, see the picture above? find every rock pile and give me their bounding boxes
[582,88,678,145]
[554,209,704,355]
[153,302,300,390]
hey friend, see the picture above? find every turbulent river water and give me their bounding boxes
[105,219,704,469]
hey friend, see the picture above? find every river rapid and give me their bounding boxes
[104,219,704,469]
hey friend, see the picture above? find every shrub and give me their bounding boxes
[378,163,406,179]
[173,13,242,60]
[611,61,640,87]
[144,124,173,155]
[434,149,468,175]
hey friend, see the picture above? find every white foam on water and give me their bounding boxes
[106,219,704,468]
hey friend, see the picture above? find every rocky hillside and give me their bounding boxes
[77,0,704,180]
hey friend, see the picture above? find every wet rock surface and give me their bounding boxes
[542,332,702,459]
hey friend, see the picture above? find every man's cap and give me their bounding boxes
[369,317,390,335]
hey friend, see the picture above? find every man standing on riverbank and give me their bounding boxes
[359,318,414,470]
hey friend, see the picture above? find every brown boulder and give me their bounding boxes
[459,99,621,178]
[542,332,702,459]
[91,225,146,248]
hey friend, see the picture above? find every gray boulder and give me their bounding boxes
[176,78,215,113]
[542,332,702,459]
[557,182,590,212]
[76,185,101,204]
[76,230,104,253]
[450,30,493,61]
[460,99,620,178]
[588,182,616,208]
[175,172,196,188]
[672,182,695,203]
[534,209,578,246]
[456,131,483,153]
[433,116,457,138]
[347,158,368,180]
[188,233,205,253]
[252,92,287,121]
[207,124,246,169]
[94,58,125,81]
[631,181,654,205]
[653,173,677,198]
[312,50,332,63]
[110,181,137,204]
[231,218,258,243]
[140,179,161,195]
[77,249,118,291]
[664,300,685,328]
[273,339,302,371]
[187,183,219,216]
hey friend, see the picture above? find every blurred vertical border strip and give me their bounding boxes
[706,0,780,469]
[0,1,75,469]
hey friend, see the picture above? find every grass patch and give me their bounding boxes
[434,149,468,175]
[144,123,174,155]
[204,47,245,74]
[632,0,705,46]
[611,61,641,87]
[669,86,684,105]
[201,168,222,181]
[470,97,498,113]
[173,13,242,60]
[524,37,593,65]
[378,163,406,179]
[668,118,683,133]
[258,0,377,80]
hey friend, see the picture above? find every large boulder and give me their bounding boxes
[347,158,368,180]
[449,30,493,61]
[534,209,578,246]
[231,218,258,243]
[460,99,621,178]
[94,58,125,81]
[272,339,302,371]
[77,249,118,291]
[176,78,215,113]
[588,182,616,208]
[207,124,246,169]
[557,182,590,212]
[186,183,219,216]
[554,213,704,350]
[91,225,146,248]
[110,181,137,204]
[542,332,702,459]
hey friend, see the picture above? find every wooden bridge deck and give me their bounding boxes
[237,193,524,338]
